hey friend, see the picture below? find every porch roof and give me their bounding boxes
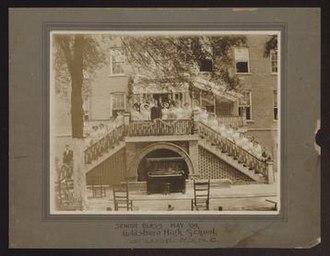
[193,77,244,102]
[131,74,243,102]
[131,75,189,94]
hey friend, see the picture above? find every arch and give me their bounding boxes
[132,142,195,180]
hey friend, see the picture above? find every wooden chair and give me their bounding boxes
[89,175,106,198]
[113,182,133,211]
[191,179,210,211]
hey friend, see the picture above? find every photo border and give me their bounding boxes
[45,24,286,221]
[9,8,320,248]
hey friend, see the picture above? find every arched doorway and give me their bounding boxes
[137,148,189,181]
[133,142,194,181]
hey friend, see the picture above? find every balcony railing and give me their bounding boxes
[198,122,268,177]
[217,115,244,127]
[84,124,125,164]
[127,119,194,137]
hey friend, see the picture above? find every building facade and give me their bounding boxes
[81,34,278,165]
[53,34,279,209]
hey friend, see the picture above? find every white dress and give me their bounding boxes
[161,108,169,120]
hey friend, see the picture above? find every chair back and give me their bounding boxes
[113,182,132,211]
[192,179,210,211]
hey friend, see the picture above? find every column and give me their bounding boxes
[233,100,239,116]
[125,142,138,180]
[189,140,199,176]
[192,109,200,134]
[266,160,274,184]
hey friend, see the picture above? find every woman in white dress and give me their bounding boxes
[182,102,192,119]
[167,103,177,120]
[174,101,184,119]
[161,102,170,120]
[141,104,151,121]
[208,114,219,131]
[131,103,142,121]
[199,108,209,124]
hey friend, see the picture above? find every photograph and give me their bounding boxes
[49,31,280,214]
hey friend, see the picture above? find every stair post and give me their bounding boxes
[192,109,200,134]
[266,160,274,184]
[124,112,130,135]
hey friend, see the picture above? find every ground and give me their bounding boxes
[83,182,278,213]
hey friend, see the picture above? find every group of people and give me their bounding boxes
[131,96,193,121]
[197,109,271,162]
[84,114,124,146]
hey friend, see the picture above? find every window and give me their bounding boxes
[200,43,213,72]
[200,59,213,72]
[110,48,125,75]
[83,94,91,120]
[111,93,126,117]
[174,92,183,101]
[234,48,250,73]
[270,49,278,73]
[273,90,278,120]
[200,91,215,113]
[239,91,252,120]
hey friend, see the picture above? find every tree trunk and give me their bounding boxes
[71,35,84,138]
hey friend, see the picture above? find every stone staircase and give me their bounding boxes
[197,122,268,183]
[84,124,126,174]
[82,119,270,183]
[199,139,265,182]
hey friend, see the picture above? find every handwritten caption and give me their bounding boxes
[115,222,219,244]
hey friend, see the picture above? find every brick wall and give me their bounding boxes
[90,68,129,120]
[86,148,126,185]
[235,35,279,169]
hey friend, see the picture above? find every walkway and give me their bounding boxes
[84,183,278,213]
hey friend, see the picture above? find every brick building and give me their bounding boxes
[52,33,278,210]
[80,34,278,166]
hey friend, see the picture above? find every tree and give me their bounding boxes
[120,35,247,91]
[53,34,107,138]
[264,35,278,57]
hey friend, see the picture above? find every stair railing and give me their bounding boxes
[84,124,125,164]
[198,122,268,178]
[127,119,194,137]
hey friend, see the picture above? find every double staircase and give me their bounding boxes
[82,118,271,183]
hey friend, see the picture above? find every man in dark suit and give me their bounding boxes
[63,144,73,166]
[62,144,73,179]
[150,99,162,121]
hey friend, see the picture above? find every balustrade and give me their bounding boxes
[217,115,244,127]
[127,119,194,137]
[82,115,270,182]
[198,122,268,177]
[84,125,125,164]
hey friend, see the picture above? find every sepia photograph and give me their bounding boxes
[50,31,280,214]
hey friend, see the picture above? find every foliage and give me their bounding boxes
[53,34,107,137]
[53,34,108,99]
[264,35,278,57]
[120,35,247,91]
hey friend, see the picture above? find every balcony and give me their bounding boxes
[127,119,194,137]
